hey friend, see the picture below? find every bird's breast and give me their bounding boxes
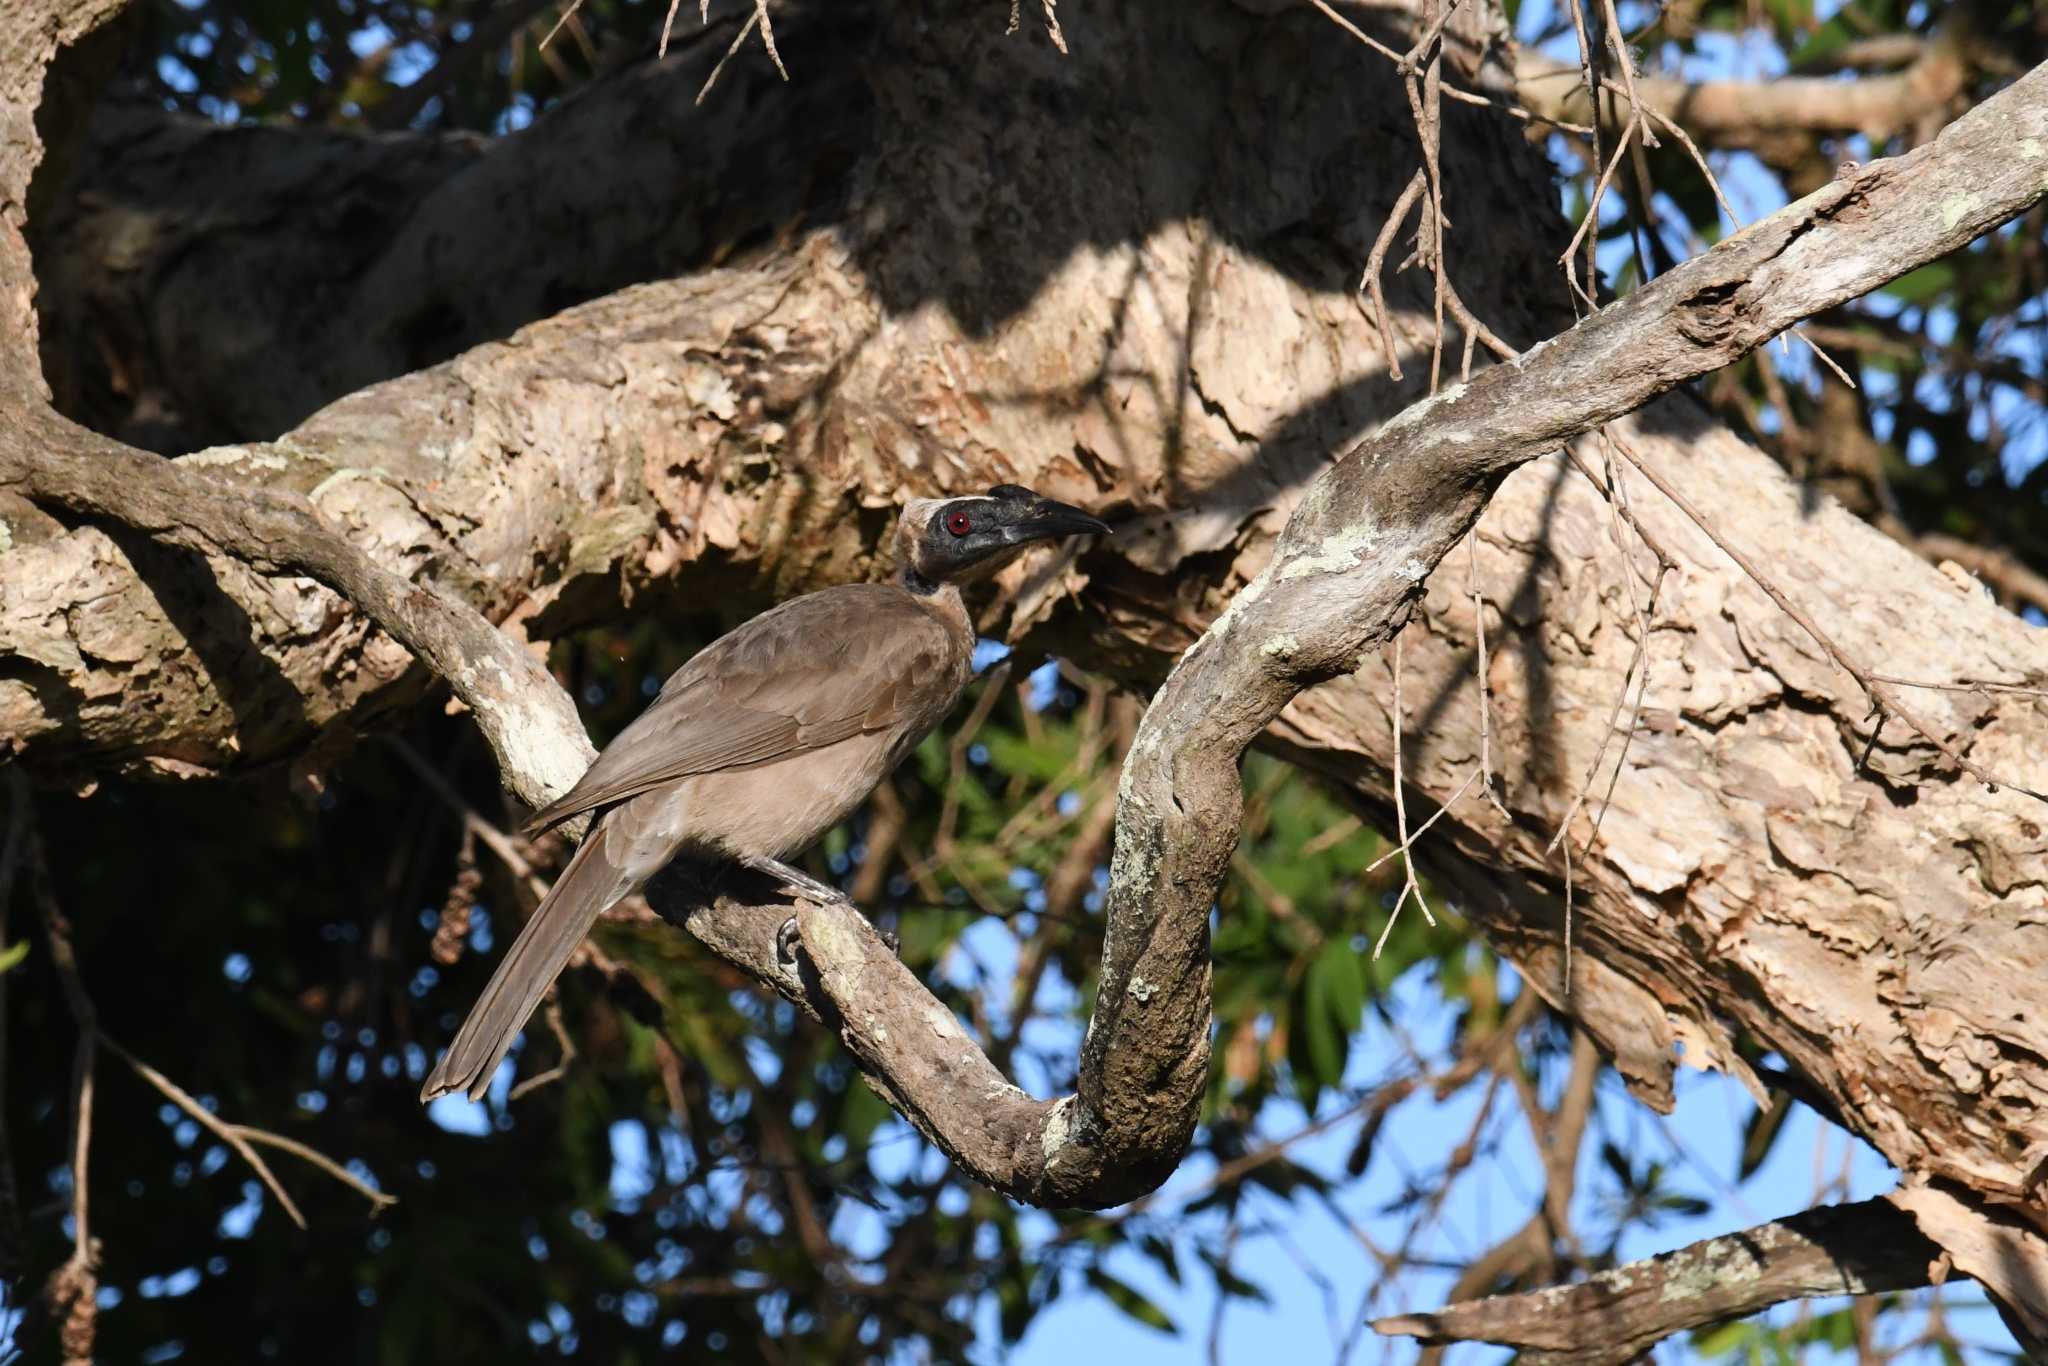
[657,725,919,862]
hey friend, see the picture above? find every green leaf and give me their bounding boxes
[1084,1267,1178,1335]
[1138,1232,1181,1286]
[1199,1250,1273,1305]
[1312,940,1365,1046]
[1299,961,1343,1089]
[0,939,26,974]
[1884,262,1955,305]
[1739,1094,1793,1180]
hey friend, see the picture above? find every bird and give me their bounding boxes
[420,483,1111,1102]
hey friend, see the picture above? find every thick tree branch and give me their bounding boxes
[748,67,2048,1206]
[1372,1197,1945,1364]
[0,414,594,812]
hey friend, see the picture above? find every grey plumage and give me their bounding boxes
[421,486,1108,1102]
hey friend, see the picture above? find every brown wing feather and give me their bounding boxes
[524,584,959,835]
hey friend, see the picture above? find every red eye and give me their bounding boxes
[945,510,973,537]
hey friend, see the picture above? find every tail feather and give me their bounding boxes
[420,823,629,1102]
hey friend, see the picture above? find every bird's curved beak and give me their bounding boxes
[1001,496,1113,544]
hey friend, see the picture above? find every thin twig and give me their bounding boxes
[1363,769,1480,876]
[1308,0,1405,63]
[386,737,546,890]
[695,4,760,103]
[1466,532,1513,821]
[539,0,586,52]
[29,818,99,1365]
[232,1129,398,1215]
[509,1000,579,1100]
[96,1035,307,1229]
[0,771,28,1282]
[1375,633,1439,960]
[1866,674,2048,699]
[1362,171,1428,380]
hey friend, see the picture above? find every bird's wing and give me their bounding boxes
[522,585,960,834]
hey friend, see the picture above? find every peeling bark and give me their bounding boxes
[1372,1197,1946,1363]
[4,0,2048,1313]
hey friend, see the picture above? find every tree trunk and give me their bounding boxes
[5,0,2046,1324]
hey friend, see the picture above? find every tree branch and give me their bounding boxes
[1372,1197,1944,1364]
[0,413,595,812]
[1515,28,1972,151]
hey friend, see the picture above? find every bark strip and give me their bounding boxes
[1371,1197,1943,1364]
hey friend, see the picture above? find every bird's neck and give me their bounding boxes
[899,572,973,652]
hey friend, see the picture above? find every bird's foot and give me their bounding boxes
[776,915,896,961]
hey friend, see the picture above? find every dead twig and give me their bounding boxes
[509,1000,579,1100]
[27,816,98,1365]
[1375,632,1440,959]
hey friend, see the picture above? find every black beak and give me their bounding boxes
[1001,497,1113,544]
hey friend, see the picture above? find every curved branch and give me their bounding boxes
[0,416,595,812]
[777,67,2048,1205]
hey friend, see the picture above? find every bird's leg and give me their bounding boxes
[734,856,903,962]
[738,855,846,965]
[741,854,847,906]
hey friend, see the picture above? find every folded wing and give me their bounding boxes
[522,584,958,834]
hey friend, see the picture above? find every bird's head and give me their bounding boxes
[897,484,1112,588]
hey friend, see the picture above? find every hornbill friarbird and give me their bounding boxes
[421,484,1111,1102]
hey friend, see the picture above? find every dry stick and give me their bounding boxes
[1579,444,1665,855]
[231,1130,397,1214]
[508,1000,579,1101]
[96,1036,305,1229]
[0,772,27,1285]
[695,4,761,103]
[751,0,787,79]
[1398,0,1462,76]
[1375,633,1440,960]
[1542,449,1666,862]
[1554,66,1856,386]
[1363,769,1482,877]
[1562,0,1606,310]
[386,737,548,895]
[540,0,586,52]
[30,820,98,1362]
[1362,171,1428,380]
[1399,12,1452,392]
[103,1035,393,1216]
[1038,0,1068,55]
[1466,532,1513,822]
[1559,116,1641,313]
[1308,0,1405,64]
[1597,0,1657,150]
[1868,674,2048,699]
[35,827,396,1228]
[1607,435,2048,803]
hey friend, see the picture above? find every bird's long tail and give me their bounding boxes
[420,821,631,1102]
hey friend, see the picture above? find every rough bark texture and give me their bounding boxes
[5,0,2048,1310]
[1373,1196,1945,1363]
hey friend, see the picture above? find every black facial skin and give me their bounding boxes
[920,484,1112,579]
